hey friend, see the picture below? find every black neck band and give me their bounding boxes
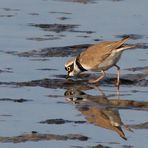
[76,55,87,72]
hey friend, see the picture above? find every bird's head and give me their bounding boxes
[64,58,80,79]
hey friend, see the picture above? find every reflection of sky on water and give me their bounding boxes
[0,0,148,50]
[0,0,147,147]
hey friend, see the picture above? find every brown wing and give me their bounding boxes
[79,37,129,69]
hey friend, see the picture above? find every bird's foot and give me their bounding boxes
[88,79,99,84]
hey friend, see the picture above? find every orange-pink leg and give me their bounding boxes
[89,70,106,84]
[115,64,120,89]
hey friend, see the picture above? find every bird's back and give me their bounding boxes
[79,37,130,70]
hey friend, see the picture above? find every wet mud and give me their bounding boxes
[39,118,86,124]
[17,44,91,57]
[1,40,147,58]
[0,72,147,88]
[0,98,30,103]
[0,132,88,143]
[30,23,79,33]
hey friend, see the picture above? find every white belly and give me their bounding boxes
[98,50,122,71]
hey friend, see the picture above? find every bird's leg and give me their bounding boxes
[115,65,120,89]
[89,70,106,84]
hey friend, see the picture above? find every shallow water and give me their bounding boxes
[0,0,148,148]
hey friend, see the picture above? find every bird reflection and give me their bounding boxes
[64,87,131,140]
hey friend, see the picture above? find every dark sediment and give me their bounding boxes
[0,98,31,103]
[0,132,88,143]
[29,23,79,33]
[39,118,86,124]
[14,44,91,57]
[0,72,147,89]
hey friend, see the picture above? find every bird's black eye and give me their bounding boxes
[67,66,71,72]
[65,66,69,71]
[65,64,74,72]
[65,66,71,72]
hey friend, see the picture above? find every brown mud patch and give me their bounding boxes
[0,42,147,88]
[29,23,79,33]
[28,23,94,41]
[1,41,147,58]
[0,98,31,103]
[0,132,88,143]
[11,44,91,57]
[0,72,147,88]
[39,118,86,124]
